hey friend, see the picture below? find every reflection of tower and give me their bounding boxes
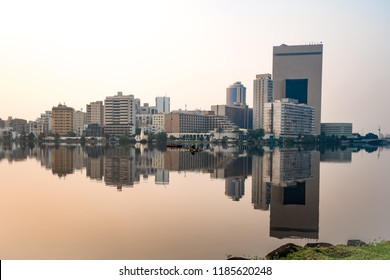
[155,169,169,185]
[104,148,136,191]
[51,147,74,177]
[86,146,105,180]
[251,155,271,210]
[225,178,245,201]
[269,149,320,239]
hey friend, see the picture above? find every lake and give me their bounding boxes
[1,143,389,259]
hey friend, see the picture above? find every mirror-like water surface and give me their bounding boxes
[1,144,389,259]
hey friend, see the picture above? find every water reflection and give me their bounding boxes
[0,143,366,242]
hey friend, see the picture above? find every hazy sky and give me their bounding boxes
[1,0,389,134]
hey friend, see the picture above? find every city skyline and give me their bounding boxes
[1,0,389,134]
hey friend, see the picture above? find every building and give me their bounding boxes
[253,74,273,130]
[164,110,238,138]
[52,104,74,136]
[264,98,315,138]
[40,111,52,134]
[226,81,246,106]
[156,96,170,113]
[211,104,253,129]
[273,44,323,134]
[73,110,86,136]
[320,123,353,138]
[86,101,104,125]
[152,114,166,132]
[104,92,136,136]
[4,117,28,135]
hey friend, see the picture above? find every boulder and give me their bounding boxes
[347,239,367,246]
[265,243,301,259]
[305,242,333,248]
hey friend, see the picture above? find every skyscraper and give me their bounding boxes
[273,44,323,134]
[253,74,273,130]
[226,81,246,106]
[156,96,170,113]
[104,92,136,136]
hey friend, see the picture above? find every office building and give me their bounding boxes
[86,101,104,125]
[253,74,273,130]
[264,99,315,137]
[273,44,323,134]
[211,104,253,129]
[73,110,86,136]
[52,104,74,136]
[320,123,353,138]
[226,82,246,106]
[104,92,136,136]
[156,96,170,113]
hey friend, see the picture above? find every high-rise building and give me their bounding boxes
[104,92,136,136]
[253,74,273,130]
[226,81,246,106]
[156,96,170,113]
[73,110,86,136]
[264,98,315,137]
[211,104,253,129]
[86,101,104,125]
[52,104,74,136]
[273,44,323,134]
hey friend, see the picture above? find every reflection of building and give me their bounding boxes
[320,123,353,138]
[273,44,323,134]
[268,149,320,239]
[104,148,136,190]
[253,74,273,130]
[320,148,353,163]
[51,147,74,177]
[155,169,169,185]
[225,178,245,201]
[251,155,271,210]
[85,146,105,180]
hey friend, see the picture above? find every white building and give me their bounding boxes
[104,92,136,136]
[273,44,323,134]
[264,98,315,138]
[320,123,353,138]
[73,110,86,136]
[156,96,170,114]
[253,74,273,130]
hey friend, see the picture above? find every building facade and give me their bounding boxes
[52,104,74,136]
[320,123,353,138]
[253,74,273,130]
[264,99,315,138]
[104,92,136,136]
[226,81,246,106]
[86,101,104,125]
[211,104,253,129]
[273,44,323,134]
[73,110,86,136]
[156,96,170,114]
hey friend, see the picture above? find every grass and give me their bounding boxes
[279,241,390,260]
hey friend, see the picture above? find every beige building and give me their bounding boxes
[73,110,86,136]
[273,44,323,134]
[86,101,104,125]
[52,104,74,136]
[104,92,136,136]
[253,74,273,130]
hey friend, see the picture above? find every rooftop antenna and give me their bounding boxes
[185,104,187,111]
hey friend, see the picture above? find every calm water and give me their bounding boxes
[1,143,389,259]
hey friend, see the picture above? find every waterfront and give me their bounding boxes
[1,144,389,259]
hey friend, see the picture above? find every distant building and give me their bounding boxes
[226,81,246,106]
[273,44,323,134]
[264,98,315,137]
[40,111,52,134]
[5,117,28,135]
[152,114,166,132]
[86,101,104,125]
[73,110,86,136]
[0,118,5,129]
[104,92,136,136]
[211,104,253,129]
[52,104,74,136]
[253,74,273,130]
[83,124,104,137]
[156,96,170,113]
[320,123,353,138]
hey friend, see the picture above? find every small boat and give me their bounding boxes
[167,144,183,148]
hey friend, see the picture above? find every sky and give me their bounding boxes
[1,0,389,134]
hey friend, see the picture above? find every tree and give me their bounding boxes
[363,133,378,140]
[66,131,77,137]
[27,132,35,142]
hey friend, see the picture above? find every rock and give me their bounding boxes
[265,243,302,259]
[305,242,333,248]
[347,239,367,246]
[227,256,250,260]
